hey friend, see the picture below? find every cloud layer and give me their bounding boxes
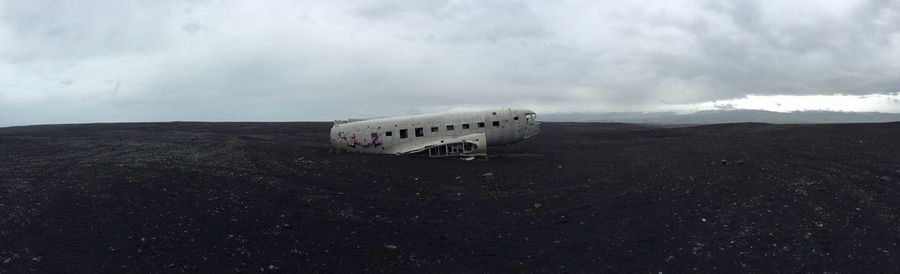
[2,0,899,125]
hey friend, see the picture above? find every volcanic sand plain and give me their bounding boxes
[1,122,899,272]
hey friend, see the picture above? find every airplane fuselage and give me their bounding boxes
[330,108,540,156]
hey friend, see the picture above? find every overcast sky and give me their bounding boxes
[2,0,899,125]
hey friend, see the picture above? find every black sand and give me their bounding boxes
[1,122,899,272]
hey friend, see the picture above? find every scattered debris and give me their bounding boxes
[878,176,891,182]
[385,244,398,250]
[665,255,676,262]
[534,203,542,209]
[721,159,728,165]
[463,156,475,161]
[482,173,494,184]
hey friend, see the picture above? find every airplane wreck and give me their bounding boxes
[330,108,540,157]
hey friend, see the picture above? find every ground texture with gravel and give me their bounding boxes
[1,122,899,272]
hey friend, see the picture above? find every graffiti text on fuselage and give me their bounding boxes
[346,133,382,148]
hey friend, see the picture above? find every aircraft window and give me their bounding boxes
[400,129,408,139]
[431,126,439,132]
[462,124,470,129]
[492,121,500,127]
[477,122,485,128]
[371,132,378,138]
[385,131,392,137]
[415,127,424,137]
[526,113,537,124]
[514,116,519,120]
[446,125,455,131]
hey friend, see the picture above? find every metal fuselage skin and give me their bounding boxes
[330,109,540,155]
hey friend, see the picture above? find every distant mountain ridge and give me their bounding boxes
[540,109,900,124]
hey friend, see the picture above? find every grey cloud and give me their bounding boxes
[601,0,900,103]
[182,22,209,33]
[1,0,899,126]
[1,1,170,59]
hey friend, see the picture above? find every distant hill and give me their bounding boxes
[540,110,900,124]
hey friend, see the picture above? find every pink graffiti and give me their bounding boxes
[347,132,382,148]
[348,133,358,147]
[371,134,381,146]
